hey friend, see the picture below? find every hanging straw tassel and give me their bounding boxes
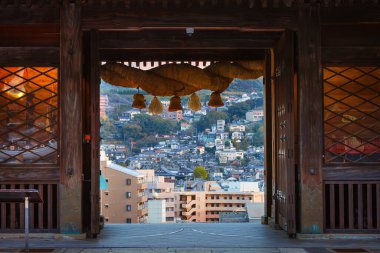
[208,91,224,107]
[168,95,183,112]
[188,93,201,111]
[132,93,146,109]
[149,96,164,114]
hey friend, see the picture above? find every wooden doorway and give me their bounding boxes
[80,28,298,236]
[273,30,296,236]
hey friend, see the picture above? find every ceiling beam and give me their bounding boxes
[82,7,298,31]
[99,30,280,50]
[100,49,265,62]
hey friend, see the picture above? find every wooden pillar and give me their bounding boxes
[59,0,83,234]
[263,49,273,224]
[90,29,101,236]
[297,3,324,234]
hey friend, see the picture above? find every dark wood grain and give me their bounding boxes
[82,7,298,30]
[90,29,101,237]
[59,0,83,234]
[0,167,59,182]
[297,3,324,234]
[264,49,273,222]
[0,47,59,66]
[322,47,380,66]
[99,30,279,49]
[323,167,380,181]
[100,49,265,61]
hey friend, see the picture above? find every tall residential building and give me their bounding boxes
[100,156,148,224]
[100,94,109,118]
[175,191,264,222]
[137,169,175,223]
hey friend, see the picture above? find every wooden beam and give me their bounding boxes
[322,24,380,48]
[322,47,380,66]
[297,3,324,234]
[323,167,380,181]
[0,6,59,25]
[0,47,59,66]
[0,24,59,47]
[99,31,279,50]
[100,49,265,61]
[0,167,59,182]
[59,0,83,235]
[82,7,298,30]
[321,6,380,25]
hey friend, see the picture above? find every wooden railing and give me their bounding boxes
[324,181,380,233]
[0,182,58,233]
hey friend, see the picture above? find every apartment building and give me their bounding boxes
[99,94,109,118]
[137,169,175,223]
[175,191,264,222]
[100,157,148,223]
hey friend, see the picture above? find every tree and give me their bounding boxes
[194,111,228,132]
[193,166,208,180]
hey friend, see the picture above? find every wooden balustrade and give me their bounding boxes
[324,181,380,233]
[0,182,58,233]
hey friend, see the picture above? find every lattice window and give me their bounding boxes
[323,67,380,164]
[0,67,58,164]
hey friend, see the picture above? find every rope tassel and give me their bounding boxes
[188,93,201,111]
[148,96,164,114]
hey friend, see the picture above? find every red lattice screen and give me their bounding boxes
[0,67,58,164]
[323,67,380,164]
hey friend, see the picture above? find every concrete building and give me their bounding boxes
[216,120,225,132]
[147,199,166,223]
[101,156,148,224]
[175,191,264,222]
[100,94,109,118]
[138,169,175,223]
[229,124,245,132]
[246,110,264,122]
[231,131,244,140]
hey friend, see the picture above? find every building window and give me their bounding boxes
[229,196,232,200]
[249,197,252,200]
[105,179,109,183]
[105,204,109,208]
[126,192,131,198]
[105,217,109,222]
[126,178,131,185]
[126,205,132,211]
[0,67,59,164]
[323,66,380,164]
[105,191,109,196]
[126,218,131,223]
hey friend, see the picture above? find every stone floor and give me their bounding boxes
[0,223,379,252]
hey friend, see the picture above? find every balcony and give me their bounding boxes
[205,206,246,212]
[138,182,147,190]
[139,195,148,202]
[206,198,254,204]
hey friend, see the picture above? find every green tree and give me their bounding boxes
[195,111,228,132]
[193,166,208,180]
